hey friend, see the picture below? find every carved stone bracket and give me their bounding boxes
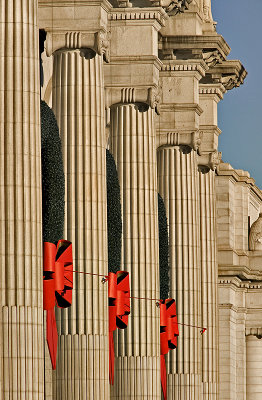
[159,35,230,65]
[45,30,110,60]
[156,130,202,151]
[206,60,247,90]
[198,150,222,173]
[246,328,262,339]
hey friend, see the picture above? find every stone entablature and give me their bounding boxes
[104,7,167,109]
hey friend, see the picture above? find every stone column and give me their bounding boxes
[198,83,224,400]
[52,49,109,399]
[0,0,44,398]
[198,169,218,399]
[109,104,160,400]
[157,144,201,399]
[246,335,262,400]
[246,333,262,400]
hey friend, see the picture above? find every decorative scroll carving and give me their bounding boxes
[249,213,262,251]
[148,86,162,115]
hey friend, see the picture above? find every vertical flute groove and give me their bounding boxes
[52,50,108,399]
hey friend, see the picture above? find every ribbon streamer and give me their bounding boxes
[108,271,130,384]
[160,299,179,400]
[43,240,73,369]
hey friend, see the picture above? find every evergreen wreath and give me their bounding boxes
[158,193,169,300]
[106,150,122,273]
[41,100,65,244]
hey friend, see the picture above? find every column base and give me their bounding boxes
[110,356,161,399]
[167,373,201,400]
[55,334,109,400]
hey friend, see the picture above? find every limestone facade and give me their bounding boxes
[1,0,261,399]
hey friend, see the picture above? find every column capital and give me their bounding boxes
[246,328,262,339]
[44,30,110,60]
[156,130,202,151]
[105,84,162,111]
[39,0,111,58]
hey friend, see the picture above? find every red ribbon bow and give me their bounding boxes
[160,299,179,400]
[108,271,130,385]
[43,240,73,369]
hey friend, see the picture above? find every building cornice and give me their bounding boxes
[199,83,226,100]
[161,59,208,78]
[216,162,262,200]
[39,0,112,9]
[109,7,168,28]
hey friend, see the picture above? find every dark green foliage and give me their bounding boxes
[158,193,169,300]
[41,100,65,244]
[106,150,122,273]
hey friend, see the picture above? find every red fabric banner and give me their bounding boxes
[160,299,179,400]
[108,271,130,385]
[43,240,73,370]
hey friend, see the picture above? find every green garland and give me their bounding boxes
[41,100,65,244]
[158,193,170,300]
[106,150,122,273]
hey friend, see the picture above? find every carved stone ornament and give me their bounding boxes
[162,0,193,15]
[202,50,223,68]
[197,150,222,173]
[148,87,162,115]
[249,213,262,251]
[117,0,132,8]
[203,0,213,22]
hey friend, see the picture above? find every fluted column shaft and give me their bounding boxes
[52,50,108,399]
[110,104,160,399]
[0,0,44,398]
[199,170,218,399]
[157,146,201,399]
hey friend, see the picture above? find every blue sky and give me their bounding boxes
[212,0,262,188]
